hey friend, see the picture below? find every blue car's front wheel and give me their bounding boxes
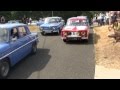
[31,43,37,54]
[0,59,10,79]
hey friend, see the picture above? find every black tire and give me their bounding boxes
[0,60,10,79]
[84,39,89,43]
[41,31,46,36]
[63,39,67,42]
[31,43,37,54]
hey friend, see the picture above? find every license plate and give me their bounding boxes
[43,30,52,33]
[73,38,77,40]
[70,37,77,40]
[53,30,58,32]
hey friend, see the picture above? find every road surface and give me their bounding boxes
[8,29,95,79]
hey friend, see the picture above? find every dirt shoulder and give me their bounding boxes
[93,25,120,79]
[28,25,40,32]
[94,25,120,69]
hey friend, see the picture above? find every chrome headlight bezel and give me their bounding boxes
[40,27,43,30]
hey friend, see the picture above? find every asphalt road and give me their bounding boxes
[8,29,95,79]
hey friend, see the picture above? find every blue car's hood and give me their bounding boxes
[0,42,10,54]
[37,21,44,24]
[40,23,60,27]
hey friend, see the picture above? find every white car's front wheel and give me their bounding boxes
[63,39,67,42]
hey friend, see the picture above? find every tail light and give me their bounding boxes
[80,30,87,37]
[61,31,67,37]
[76,32,80,36]
[63,32,68,36]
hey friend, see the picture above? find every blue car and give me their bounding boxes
[0,23,39,78]
[7,20,22,24]
[37,20,44,26]
[40,17,65,35]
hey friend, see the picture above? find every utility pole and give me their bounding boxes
[52,11,53,16]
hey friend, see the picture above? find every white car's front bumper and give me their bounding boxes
[62,35,88,40]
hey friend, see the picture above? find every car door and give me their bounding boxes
[17,26,32,58]
[9,27,24,65]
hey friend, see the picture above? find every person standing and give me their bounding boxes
[1,16,5,24]
[29,17,32,25]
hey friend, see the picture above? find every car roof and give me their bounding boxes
[0,23,27,29]
[68,16,87,21]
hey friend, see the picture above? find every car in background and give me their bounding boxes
[36,20,44,26]
[61,16,90,42]
[28,20,38,25]
[40,17,65,35]
[0,23,39,78]
[7,20,21,24]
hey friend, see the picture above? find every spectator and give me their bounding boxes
[29,17,32,25]
[105,12,109,25]
[1,16,5,24]
[26,17,29,24]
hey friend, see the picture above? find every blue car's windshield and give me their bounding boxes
[0,28,8,43]
[44,17,60,24]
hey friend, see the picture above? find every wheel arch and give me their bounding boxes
[0,57,11,67]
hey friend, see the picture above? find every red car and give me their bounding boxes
[61,16,90,42]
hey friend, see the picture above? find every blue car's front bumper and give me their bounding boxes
[41,27,59,33]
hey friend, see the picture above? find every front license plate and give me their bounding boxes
[44,30,52,33]
[69,37,77,40]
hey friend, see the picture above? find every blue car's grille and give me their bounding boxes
[42,26,58,30]
[43,27,49,30]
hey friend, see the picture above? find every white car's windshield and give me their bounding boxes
[44,17,60,24]
[66,20,88,26]
[0,28,8,43]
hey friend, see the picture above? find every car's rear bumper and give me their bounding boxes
[61,36,88,40]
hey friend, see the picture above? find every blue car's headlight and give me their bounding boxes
[40,27,43,30]
[52,27,56,30]
[51,26,58,30]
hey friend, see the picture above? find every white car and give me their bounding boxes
[28,20,38,25]
[61,16,90,42]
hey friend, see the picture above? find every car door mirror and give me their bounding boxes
[61,20,64,23]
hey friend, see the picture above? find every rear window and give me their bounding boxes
[18,26,27,37]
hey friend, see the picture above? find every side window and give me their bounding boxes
[18,26,27,38]
[10,28,19,40]
[59,18,62,22]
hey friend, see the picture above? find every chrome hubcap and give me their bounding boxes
[0,62,9,77]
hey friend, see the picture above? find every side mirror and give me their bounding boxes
[61,20,64,22]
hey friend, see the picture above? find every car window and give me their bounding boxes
[10,28,19,41]
[66,19,88,26]
[0,28,8,42]
[18,26,27,38]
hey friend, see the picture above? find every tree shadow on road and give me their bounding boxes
[42,33,60,36]
[8,48,51,79]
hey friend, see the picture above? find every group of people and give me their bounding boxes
[92,11,120,26]
[92,11,120,42]
[22,16,32,24]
